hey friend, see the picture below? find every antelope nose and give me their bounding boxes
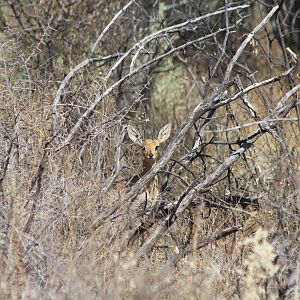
[149,153,153,159]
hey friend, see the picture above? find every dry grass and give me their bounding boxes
[0,1,300,299]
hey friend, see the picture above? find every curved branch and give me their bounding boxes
[135,84,300,259]
[163,225,243,268]
[52,0,135,135]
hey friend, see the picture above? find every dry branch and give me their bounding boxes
[163,225,243,268]
[190,5,280,158]
[135,84,300,258]
[1,0,300,298]
[224,5,279,81]
[55,4,249,149]
[99,128,126,202]
[52,0,135,135]
[82,67,295,253]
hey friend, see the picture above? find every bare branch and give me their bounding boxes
[89,0,135,58]
[224,5,279,81]
[163,225,243,268]
[55,4,249,148]
[99,128,126,203]
[135,84,300,258]
[52,0,135,135]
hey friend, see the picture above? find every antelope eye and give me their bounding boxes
[155,145,159,151]
[142,147,146,152]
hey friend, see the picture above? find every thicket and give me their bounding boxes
[0,0,299,299]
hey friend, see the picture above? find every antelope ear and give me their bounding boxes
[157,123,171,144]
[127,125,144,146]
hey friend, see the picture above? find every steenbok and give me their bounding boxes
[127,123,171,199]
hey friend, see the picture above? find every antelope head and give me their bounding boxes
[127,123,171,161]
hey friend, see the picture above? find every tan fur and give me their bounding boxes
[142,139,160,159]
